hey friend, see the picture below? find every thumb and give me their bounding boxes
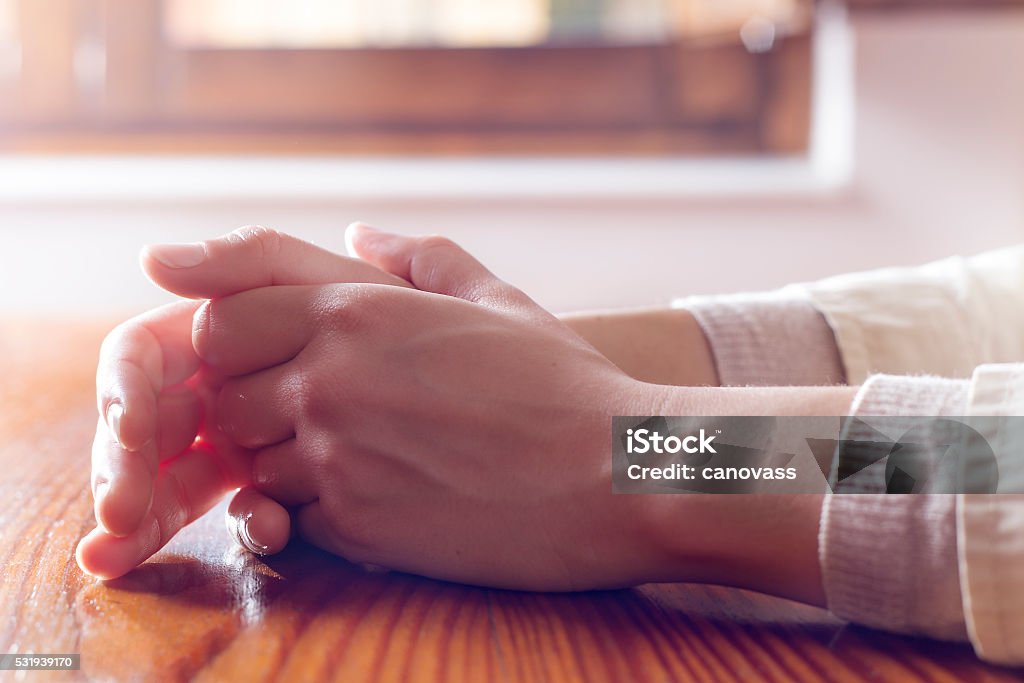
[141,225,410,299]
[345,222,527,310]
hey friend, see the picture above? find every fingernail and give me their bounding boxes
[93,482,112,534]
[240,513,271,556]
[94,480,110,506]
[147,242,207,269]
[105,402,126,448]
[345,222,376,256]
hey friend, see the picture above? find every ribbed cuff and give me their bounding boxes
[851,374,970,418]
[821,494,968,640]
[820,373,970,641]
[833,374,971,493]
[959,363,1024,664]
[675,289,845,387]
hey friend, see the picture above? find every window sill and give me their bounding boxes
[0,154,853,206]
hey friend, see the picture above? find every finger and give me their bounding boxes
[225,487,291,556]
[77,440,250,580]
[156,384,202,460]
[91,418,157,537]
[252,439,320,506]
[91,385,203,536]
[217,364,299,450]
[192,285,322,375]
[345,222,526,310]
[97,299,202,452]
[141,225,411,300]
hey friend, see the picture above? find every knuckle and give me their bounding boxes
[418,234,458,254]
[292,363,340,428]
[251,450,284,492]
[290,364,318,416]
[316,285,377,335]
[98,319,141,365]
[98,324,124,360]
[191,300,214,361]
[476,279,522,306]
[155,471,192,546]
[323,504,375,555]
[229,225,283,261]
[413,235,460,271]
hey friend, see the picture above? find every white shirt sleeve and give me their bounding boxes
[796,245,1024,383]
[793,244,1024,665]
[959,363,1024,664]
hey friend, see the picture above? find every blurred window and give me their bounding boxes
[0,0,813,155]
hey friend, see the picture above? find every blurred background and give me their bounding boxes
[0,0,1022,316]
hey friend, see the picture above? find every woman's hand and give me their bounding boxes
[197,226,664,590]
[78,226,411,579]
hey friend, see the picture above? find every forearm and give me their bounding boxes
[639,383,859,418]
[561,307,718,386]
[562,294,844,389]
[567,245,1024,393]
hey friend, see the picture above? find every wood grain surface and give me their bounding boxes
[1,320,1023,682]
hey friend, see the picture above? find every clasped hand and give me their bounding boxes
[77,224,663,591]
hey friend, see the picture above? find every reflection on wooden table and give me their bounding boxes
[1,320,1021,682]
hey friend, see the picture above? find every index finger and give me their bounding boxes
[141,226,412,301]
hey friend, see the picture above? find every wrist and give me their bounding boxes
[613,380,833,604]
[634,492,826,605]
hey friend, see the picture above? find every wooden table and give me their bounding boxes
[2,320,1022,682]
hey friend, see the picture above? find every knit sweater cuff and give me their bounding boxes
[820,374,970,641]
[674,290,845,387]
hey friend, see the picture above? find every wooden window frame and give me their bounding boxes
[0,0,812,156]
